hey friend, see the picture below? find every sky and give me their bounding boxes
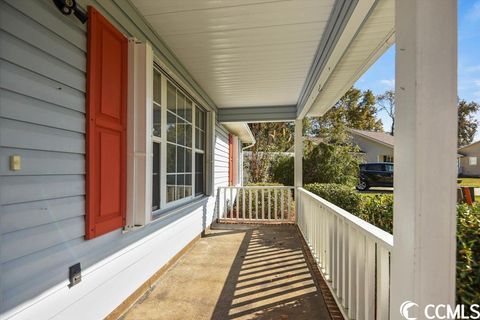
[354,0,480,138]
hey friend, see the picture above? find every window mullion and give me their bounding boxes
[192,104,196,197]
[160,74,168,208]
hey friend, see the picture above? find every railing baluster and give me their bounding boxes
[255,190,259,220]
[348,227,357,319]
[331,215,337,290]
[287,188,291,221]
[364,239,376,320]
[274,189,278,220]
[377,245,390,320]
[336,217,343,299]
[236,188,240,220]
[268,189,271,220]
[223,188,227,219]
[249,189,252,220]
[325,209,331,278]
[319,204,325,269]
[311,199,315,251]
[242,188,245,220]
[262,189,265,219]
[355,235,366,320]
[342,219,349,309]
[281,189,284,221]
[230,188,235,219]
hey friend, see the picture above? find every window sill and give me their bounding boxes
[151,195,209,221]
[122,195,210,235]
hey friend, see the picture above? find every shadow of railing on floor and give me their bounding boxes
[210,225,331,320]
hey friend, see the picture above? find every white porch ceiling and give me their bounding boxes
[131,0,335,108]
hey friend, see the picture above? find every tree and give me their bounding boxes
[377,90,395,135]
[312,87,383,136]
[246,122,294,182]
[271,129,362,186]
[302,131,361,186]
[458,99,480,147]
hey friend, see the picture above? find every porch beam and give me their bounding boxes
[391,0,457,318]
[217,105,296,123]
[296,0,358,118]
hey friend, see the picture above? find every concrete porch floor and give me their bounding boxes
[121,224,336,320]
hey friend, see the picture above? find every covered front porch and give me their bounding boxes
[115,186,391,320]
[121,0,457,318]
[0,0,459,318]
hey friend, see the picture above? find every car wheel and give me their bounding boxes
[356,180,369,191]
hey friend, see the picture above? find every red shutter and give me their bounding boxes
[85,6,127,239]
[228,134,234,186]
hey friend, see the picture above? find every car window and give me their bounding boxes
[385,164,394,172]
[367,164,383,171]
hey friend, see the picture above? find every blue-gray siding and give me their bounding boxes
[215,125,230,187]
[0,0,226,314]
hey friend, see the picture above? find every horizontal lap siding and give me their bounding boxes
[0,0,88,313]
[215,124,230,188]
[0,0,221,316]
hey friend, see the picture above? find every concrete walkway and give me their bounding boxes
[122,224,332,320]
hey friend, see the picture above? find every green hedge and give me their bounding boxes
[457,204,480,306]
[304,183,393,232]
[304,183,480,306]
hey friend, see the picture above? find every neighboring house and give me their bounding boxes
[348,129,394,163]
[458,141,480,177]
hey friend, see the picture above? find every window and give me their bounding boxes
[151,68,207,211]
[381,154,394,162]
[469,157,477,166]
[166,81,194,203]
[195,107,206,195]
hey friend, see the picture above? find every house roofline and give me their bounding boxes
[347,128,394,148]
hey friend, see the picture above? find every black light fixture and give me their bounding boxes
[53,0,88,24]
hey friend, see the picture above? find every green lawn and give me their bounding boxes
[458,177,480,187]
[457,178,480,202]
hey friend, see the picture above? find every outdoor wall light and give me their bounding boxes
[52,0,88,24]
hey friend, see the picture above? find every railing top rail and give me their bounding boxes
[298,187,393,250]
[220,186,295,189]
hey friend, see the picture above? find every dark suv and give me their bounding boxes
[356,162,394,191]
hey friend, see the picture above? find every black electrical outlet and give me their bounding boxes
[69,263,82,288]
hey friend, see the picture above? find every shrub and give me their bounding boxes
[304,183,480,308]
[356,193,393,233]
[271,156,294,186]
[303,183,363,215]
[457,204,480,306]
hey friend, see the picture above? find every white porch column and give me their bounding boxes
[391,0,457,319]
[294,119,303,188]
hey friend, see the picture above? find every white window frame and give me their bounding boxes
[153,66,208,215]
[469,156,477,166]
[125,42,213,229]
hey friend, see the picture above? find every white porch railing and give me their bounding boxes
[297,188,394,320]
[217,186,295,223]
